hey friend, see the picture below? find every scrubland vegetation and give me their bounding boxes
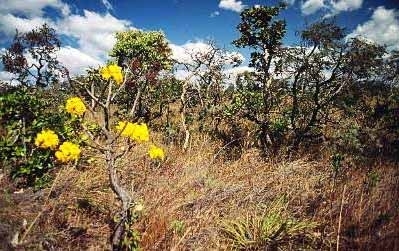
[1,4,398,250]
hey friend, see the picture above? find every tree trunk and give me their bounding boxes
[180,82,190,151]
[130,87,142,118]
[106,150,132,250]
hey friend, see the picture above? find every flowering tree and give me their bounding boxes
[33,63,165,249]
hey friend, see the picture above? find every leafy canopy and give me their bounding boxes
[110,30,172,71]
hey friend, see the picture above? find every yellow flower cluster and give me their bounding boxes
[115,121,165,161]
[65,97,86,116]
[55,142,81,163]
[116,121,150,142]
[148,145,165,161]
[34,129,59,150]
[34,130,81,163]
[100,64,123,85]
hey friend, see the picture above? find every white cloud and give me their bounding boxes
[301,0,363,16]
[170,41,245,82]
[301,0,325,15]
[0,1,133,77]
[101,0,113,11]
[173,69,191,80]
[331,0,362,12]
[170,41,244,65]
[0,13,53,36]
[56,46,103,75]
[0,8,132,63]
[223,65,254,82]
[0,44,102,81]
[58,10,131,59]
[219,0,246,12]
[210,11,220,17]
[0,70,18,84]
[349,6,399,51]
[0,0,67,37]
[170,41,213,64]
[0,0,70,17]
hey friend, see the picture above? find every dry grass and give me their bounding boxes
[0,159,114,250]
[1,133,398,250]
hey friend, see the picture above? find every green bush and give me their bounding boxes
[0,87,75,188]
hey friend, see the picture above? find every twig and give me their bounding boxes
[72,79,106,108]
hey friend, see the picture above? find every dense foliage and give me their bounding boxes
[0,86,76,188]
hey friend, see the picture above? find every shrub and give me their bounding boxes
[0,87,73,188]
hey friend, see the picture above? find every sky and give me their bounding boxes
[0,0,398,81]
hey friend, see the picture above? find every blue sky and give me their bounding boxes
[60,0,399,46]
[1,0,399,80]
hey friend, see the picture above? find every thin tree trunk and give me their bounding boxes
[107,150,132,250]
[130,87,142,118]
[91,83,95,109]
[181,82,190,151]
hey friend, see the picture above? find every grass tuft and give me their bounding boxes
[220,197,318,250]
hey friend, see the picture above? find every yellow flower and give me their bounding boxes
[34,129,59,149]
[116,121,150,142]
[148,145,165,161]
[131,123,149,142]
[116,121,134,137]
[100,64,123,85]
[55,141,81,163]
[65,97,86,116]
[100,66,112,80]
[108,64,123,84]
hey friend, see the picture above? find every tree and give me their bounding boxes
[174,41,243,150]
[2,24,66,88]
[109,30,173,120]
[232,4,286,152]
[192,42,242,133]
[334,39,399,158]
[278,20,347,149]
[231,7,392,154]
[70,63,166,250]
[280,21,390,150]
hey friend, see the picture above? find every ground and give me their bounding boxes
[1,135,398,250]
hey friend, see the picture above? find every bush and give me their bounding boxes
[0,87,74,188]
